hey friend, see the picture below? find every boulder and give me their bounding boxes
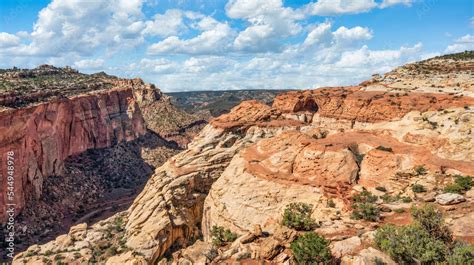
[435,193,466,205]
[341,247,397,265]
[330,236,362,258]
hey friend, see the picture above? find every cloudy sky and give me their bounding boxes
[0,0,472,92]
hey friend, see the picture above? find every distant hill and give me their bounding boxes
[167,89,289,117]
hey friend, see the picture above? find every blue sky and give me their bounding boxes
[0,0,472,92]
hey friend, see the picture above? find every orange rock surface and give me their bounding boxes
[272,87,473,122]
[0,88,146,223]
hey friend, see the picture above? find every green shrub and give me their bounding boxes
[412,184,426,193]
[375,205,457,264]
[414,165,427,176]
[444,175,474,194]
[375,186,387,192]
[454,175,474,189]
[282,202,316,231]
[444,183,464,194]
[446,242,474,265]
[114,217,124,232]
[394,208,405,213]
[351,202,380,221]
[106,246,117,256]
[210,225,237,246]
[326,199,336,208]
[381,194,398,203]
[290,232,332,264]
[411,205,452,244]
[375,224,448,264]
[376,145,393,152]
[401,196,413,203]
[54,254,64,261]
[352,190,378,203]
[351,190,380,221]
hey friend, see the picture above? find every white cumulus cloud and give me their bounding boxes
[308,0,377,16]
[0,32,21,48]
[74,58,105,69]
[379,0,413,8]
[147,21,235,55]
[227,0,304,52]
[445,34,474,53]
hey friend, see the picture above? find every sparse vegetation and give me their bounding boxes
[282,202,317,231]
[412,184,427,193]
[326,199,336,208]
[374,204,470,264]
[394,208,405,213]
[353,190,378,203]
[351,202,381,221]
[381,194,412,204]
[446,242,474,264]
[381,194,397,203]
[444,175,474,194]
[376,145,393,152]
[351,190,381,221]
[54,254,64,261]
[414,165,427,176]
[210,225,238,246]
[375,186,387,192]
[290,232,332,264]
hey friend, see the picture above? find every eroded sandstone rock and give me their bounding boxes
[0,87,146,223]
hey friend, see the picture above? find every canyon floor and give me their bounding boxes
[2,51,474,264]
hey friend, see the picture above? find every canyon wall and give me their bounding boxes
[0,88,146,223]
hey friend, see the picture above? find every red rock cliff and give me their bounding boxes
[0,88,146,223]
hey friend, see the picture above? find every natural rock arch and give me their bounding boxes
[302,98,319,112]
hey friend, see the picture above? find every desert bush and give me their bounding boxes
[351,190,381,221]
[444,183,464,194]
[352,190,378,203]
[446,242,474,265]
[326,199,336,208]
[290,232,332,264]
[411,204,452,244]
[376,145,393,152]
[283,202,316,231]
[394,208,405,213]
[414,165,427,176]
[381,194,397,203]
[375,224,448,264]
[210,225,237,246]
[412,184,426,193]
[375,204,459,264]
[54,254,65,261]
[444,175,474,194]
[375,186,387,192]
[351,202,381,221]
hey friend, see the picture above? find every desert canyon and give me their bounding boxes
[1,52,474,264]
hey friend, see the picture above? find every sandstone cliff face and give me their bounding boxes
[0,87,146,223]
[123,123,296,263]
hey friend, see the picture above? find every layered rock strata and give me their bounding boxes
[0,88,146,223]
